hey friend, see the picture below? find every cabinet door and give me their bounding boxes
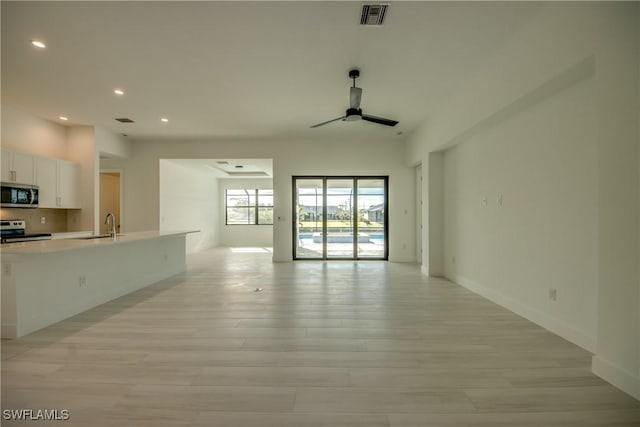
[1,149,11,181]
[35,156,58,208]
[11,151,35,184]
[58,160,80,208]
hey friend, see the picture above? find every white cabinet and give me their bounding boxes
[1,149,35,184]
[35,157,81,209]
[57,160,80,208]
[35,156,58,208]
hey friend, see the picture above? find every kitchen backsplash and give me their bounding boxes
[0,208,68,233]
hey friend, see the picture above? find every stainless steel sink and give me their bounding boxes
[75,234,124,240]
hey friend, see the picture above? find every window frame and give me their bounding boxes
[225,188,273,225]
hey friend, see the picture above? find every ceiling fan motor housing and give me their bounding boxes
[345,108,362,121]
[310,68,398,128]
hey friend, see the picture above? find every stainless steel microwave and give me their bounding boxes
[0,182,39,208]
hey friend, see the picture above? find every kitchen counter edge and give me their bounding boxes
[0,230,199,255]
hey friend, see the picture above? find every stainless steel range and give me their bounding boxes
[0,220,52,244]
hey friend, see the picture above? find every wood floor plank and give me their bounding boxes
[194,412,390,427]
[294,387,476,413]
[1,247,637,426]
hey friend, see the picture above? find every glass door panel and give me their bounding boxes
[294,178,324,259]
[293,176,388,260]
[356,178,386,258]
[326,179,354,259]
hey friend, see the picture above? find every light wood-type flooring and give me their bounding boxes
[2,247,639,426]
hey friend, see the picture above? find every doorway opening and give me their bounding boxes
[99,171,121,235]
[293,176,388,260]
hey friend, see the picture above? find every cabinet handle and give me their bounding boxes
[11,170,16,181]
[56,196,61,207]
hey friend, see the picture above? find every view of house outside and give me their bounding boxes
[294,178,387,259]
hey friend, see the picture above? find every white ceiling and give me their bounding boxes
[166,158,273,178]
[1,1,541,142]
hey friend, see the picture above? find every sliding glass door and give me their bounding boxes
[356,178,386,258]
[294,178,324,259]
[326,179,355,259]
[293,176,388,260]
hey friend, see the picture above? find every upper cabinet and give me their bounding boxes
[57,160,80,209]
[35,156,57,208]
[35,156,81,209]
[1,149,35,184]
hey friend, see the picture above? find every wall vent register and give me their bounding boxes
[360,4,389,26]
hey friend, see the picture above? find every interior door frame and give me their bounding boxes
[99,168,124,233]
[292,176,389,261]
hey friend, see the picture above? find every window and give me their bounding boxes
[226,189,273,225]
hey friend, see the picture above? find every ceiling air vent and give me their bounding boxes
[360,3,388,26]
[114,117,135,123]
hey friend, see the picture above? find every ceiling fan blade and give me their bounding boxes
[310,116,346,128]
[350,87,362,109]
[362,114,399,127]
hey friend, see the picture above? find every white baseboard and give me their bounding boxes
[452,274,596,353]
[592,355,640,400]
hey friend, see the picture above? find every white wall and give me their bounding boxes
[96,127,131,159]
[66,126,98,233]
[443,75,598,350]
[113,137,414,262]
[218,178,273,247]
[405,2,640,399]
[0,106,68,159]
[591,3,640,398]
[638,25,640,394]
[159,160,219,254]
[427,153,444,277]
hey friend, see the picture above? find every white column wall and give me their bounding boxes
[66,126,98,233]
[404,2,640,399]
[159,160,219,254]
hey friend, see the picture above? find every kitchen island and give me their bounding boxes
[1,230,196,338]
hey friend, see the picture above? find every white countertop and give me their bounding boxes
[0,230,198,255]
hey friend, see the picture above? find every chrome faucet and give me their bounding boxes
[104,212,116,237]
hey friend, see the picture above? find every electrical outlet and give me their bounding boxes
[78,275,86,287]
[497,195,503,206]
[2,263,11,275]
[549,288,557,301]
[41,216,46,224]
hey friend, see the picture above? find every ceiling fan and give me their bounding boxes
[310,69,399,128]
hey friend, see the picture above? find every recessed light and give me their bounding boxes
[160,118,169,123]
[114,88,125,96]
[30,40,46,49]
[59,116,68,121]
